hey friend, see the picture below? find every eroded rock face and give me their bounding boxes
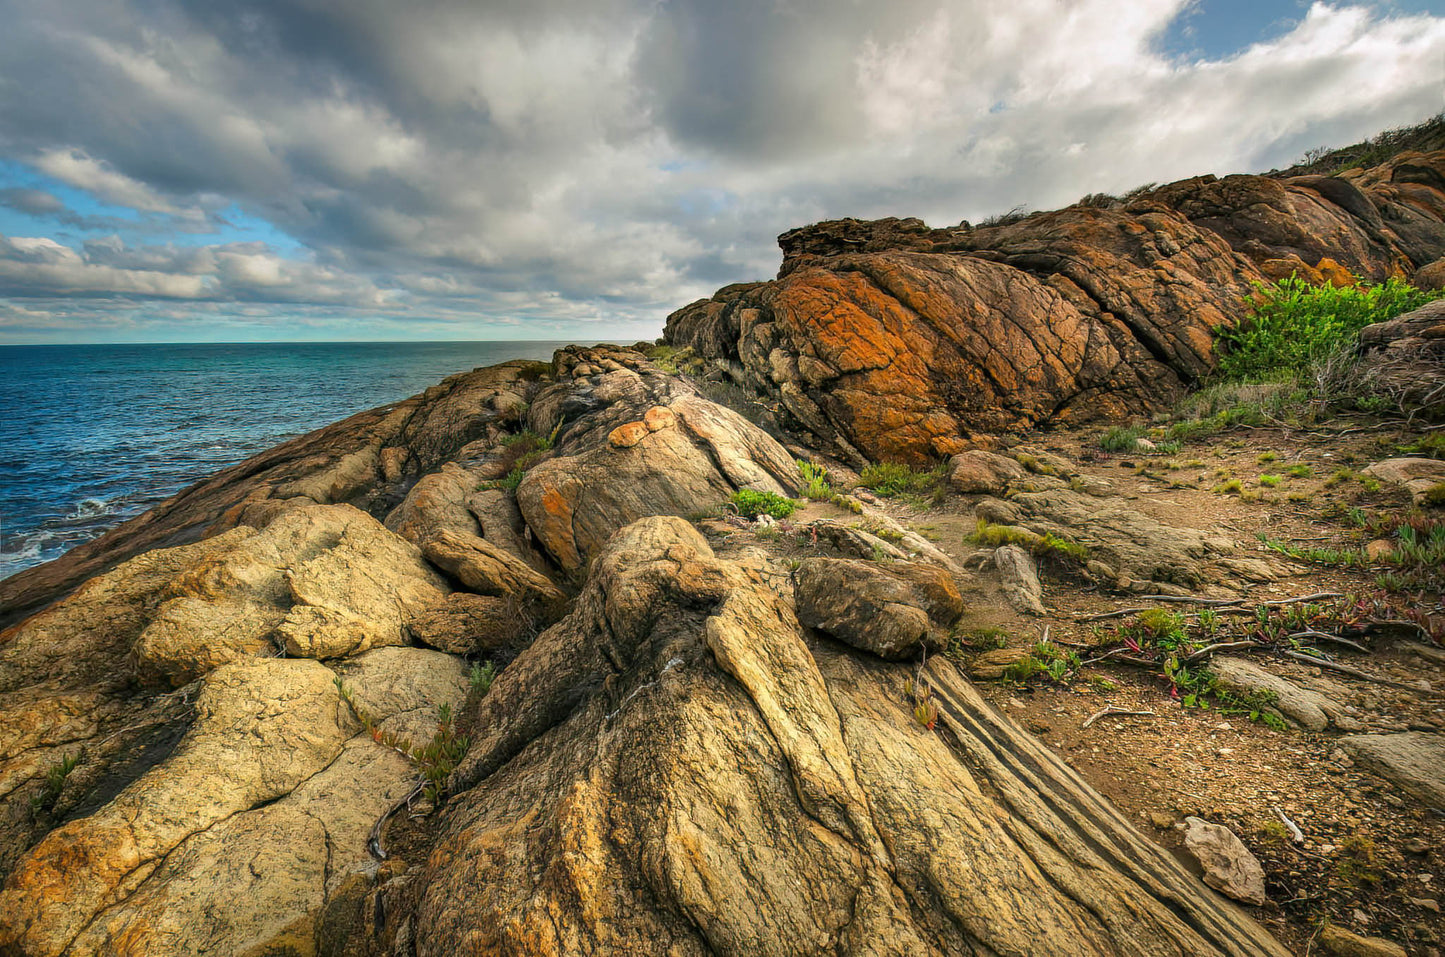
[0,644,467,957]
[2,360,545,629]
[666,153,1445,463]
[792,557,963,659]
[1355,299,1445,419]
[407,517,1288,957]
[516,349,802,570]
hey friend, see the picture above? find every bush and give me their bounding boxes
[797,461,833,500]
[1216,277,1441,381]
[859,461,947,504]
[1099,425,1143,452]
[728,489,797,520]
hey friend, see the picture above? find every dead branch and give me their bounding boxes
[1278,650,1428,691]
[1180,640,1265,665]
[1258,592,1343,606]
[1273,806,1304,844]
[1286,630,1369,654]
[1082,706,1157,729]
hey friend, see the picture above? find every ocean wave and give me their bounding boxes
[66,497,113,520]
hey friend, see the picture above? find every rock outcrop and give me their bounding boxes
[410,518,1287,957]
[14,145,1443,957]
[665,151,1445,464]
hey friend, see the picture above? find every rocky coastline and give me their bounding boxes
[2,148,1445,956]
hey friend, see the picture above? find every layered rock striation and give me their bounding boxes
[664,151,1445,464]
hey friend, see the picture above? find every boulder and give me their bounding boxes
[1181,817,1269,906]
[517,370,801,570]
[994,544,1046,615]
[130,504,449,681]
[1355,299,1445,419]
[421,528,567,608]
[792,558,964,659]
[1210,657,1362,731]
[1338,732,1445,808]
[948,449,1028,494]
[1318,924,1408,957]
[974,488,1273,590]
[967,646,1035,680]
[1362,456,1445,504]
[409,592,537,656]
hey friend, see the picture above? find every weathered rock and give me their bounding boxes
[1181,817,1269,906]
[1318,923,1409,957]
[792,558,963,659]
[1355,297,1445,419]
[666,153,1445,463]
[975,488,1266,589]
[0,658,351,955]
[421,528,566,608]
[1210,657,1362,731]
[130,504,449,680]
[1339,732,1445,808]
[948,449,1029,494]
[517,364,801,570]
[409,592,537,656]
[0,649,467,957]
[1362,456,1445,504]
[967,646,1034,680]
[415,517,1288,956]
[2,360,545,630]
[994,543,1046,615]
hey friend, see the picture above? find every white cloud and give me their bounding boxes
[0,1,1441,339]
[32,148,187,215]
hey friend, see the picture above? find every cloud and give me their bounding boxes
[0,233,395,305]
[0,187,68,217]
[0,0,1441,340]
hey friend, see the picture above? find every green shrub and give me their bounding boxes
[1099,425,1143,452]
[1215,276,1441,381]
[728,489,798,520]
[859,460,947,505]
[797,461,833,500]
[1400,433,1445,459]
[970,520,1089,564]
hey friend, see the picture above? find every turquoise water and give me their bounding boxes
[0,340,570,579]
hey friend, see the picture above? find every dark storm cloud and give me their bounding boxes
[0,188,68,217]
[0,0,1441,339]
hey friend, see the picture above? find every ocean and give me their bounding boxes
[0,340,573,581]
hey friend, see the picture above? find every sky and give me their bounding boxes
[0,0,1441,344]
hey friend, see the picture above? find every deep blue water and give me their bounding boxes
[0,340,570,580]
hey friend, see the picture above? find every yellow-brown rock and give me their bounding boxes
[608,420,651,448]
[666,152,1445,464]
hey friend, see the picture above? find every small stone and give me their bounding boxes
[1182,817,1268,905]
[1148,810,1176,829]
[1410,897,1442,913]
[1317,923,1407,957]
[1404,837,1432,855]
